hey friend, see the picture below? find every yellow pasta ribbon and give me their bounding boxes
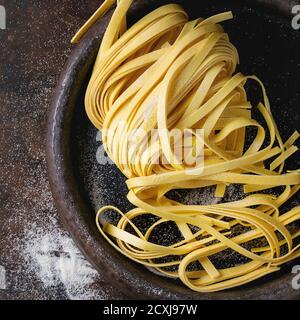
[73,0,300,292]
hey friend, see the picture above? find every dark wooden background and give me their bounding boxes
[0,0,126,300]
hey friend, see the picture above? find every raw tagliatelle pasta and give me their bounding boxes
[72,0,300,292]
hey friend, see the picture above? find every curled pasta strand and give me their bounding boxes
[74,1,300,292]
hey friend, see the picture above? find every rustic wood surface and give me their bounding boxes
[0,0,126,300]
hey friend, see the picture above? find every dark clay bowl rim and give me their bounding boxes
[46,0,300,300]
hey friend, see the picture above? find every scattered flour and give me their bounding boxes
[1,156,110,300]
[22,223,107,300]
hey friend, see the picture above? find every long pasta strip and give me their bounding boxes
[73,1,300,292]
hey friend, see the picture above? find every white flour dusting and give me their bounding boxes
[22,223,107,300]
[0,150,111,300]
[1,146,114,299]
